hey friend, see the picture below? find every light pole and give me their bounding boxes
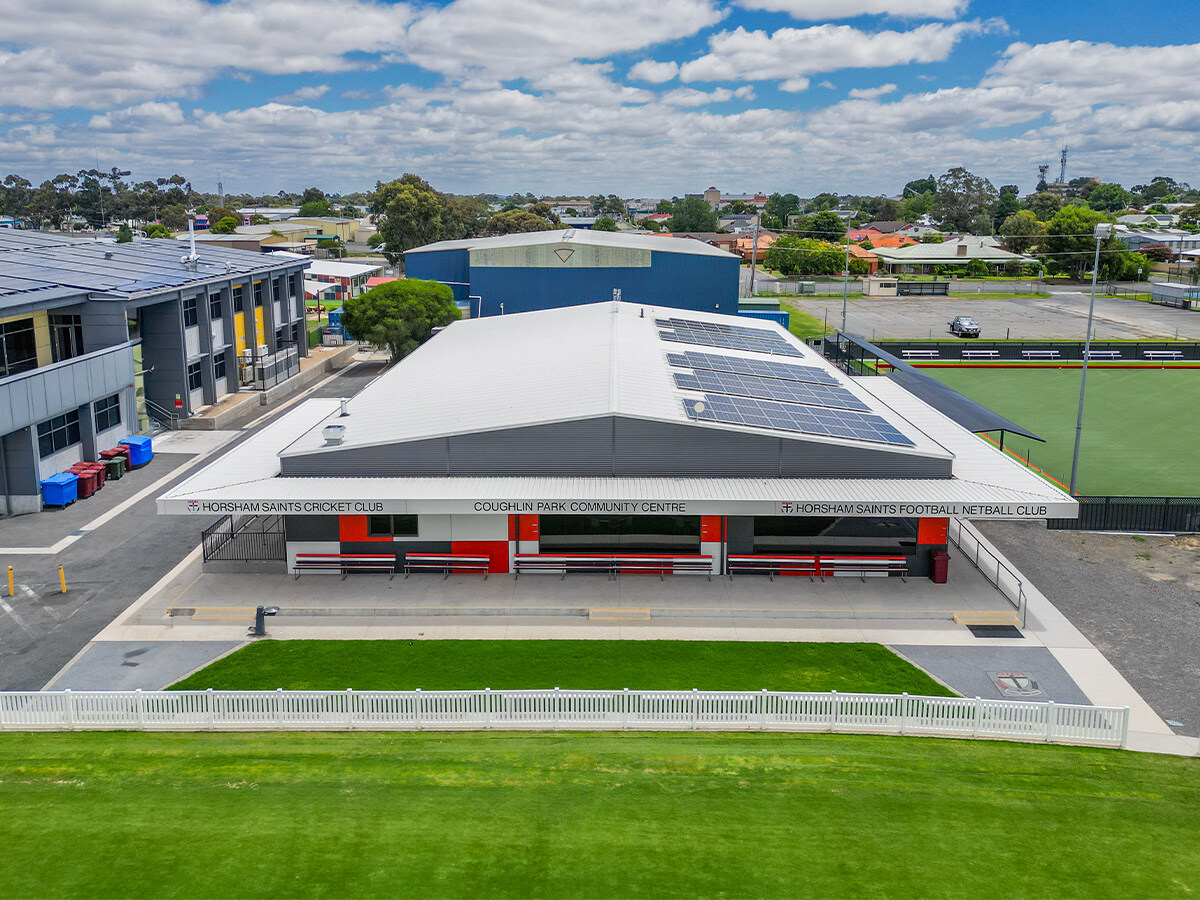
[840,229,851,334]
[1068,224,1112,495]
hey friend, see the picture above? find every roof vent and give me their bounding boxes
[104,251,113,259]
[322,424,346,445]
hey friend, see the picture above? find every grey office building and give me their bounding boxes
[0,231,308,515]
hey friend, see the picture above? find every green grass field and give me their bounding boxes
[928,367,1198,495]
[1,731,1196,898]
[170,640,954,695]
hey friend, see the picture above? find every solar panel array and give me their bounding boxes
[682,394,914,446]
[654,320,913,447]
[665,350,838,386]
[656,316,802,357]
[673,369,870,411]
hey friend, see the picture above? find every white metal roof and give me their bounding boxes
[276,300,947,461]
[406,228,737,259]
[157,389,1076,518]
[305,260,385,278]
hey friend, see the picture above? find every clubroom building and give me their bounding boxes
[160,302,1076,580]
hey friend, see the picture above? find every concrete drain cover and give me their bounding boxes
[989,671,1045,698]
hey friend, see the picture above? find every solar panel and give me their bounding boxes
[665,350,838,386]
[673,370,870,411]
[659,327,802,357]
[682,394,914,446]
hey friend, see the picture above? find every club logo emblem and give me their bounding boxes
[187,500,199,512]
[555,248,574,263]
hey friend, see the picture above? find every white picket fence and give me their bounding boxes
[0,690,1129,747]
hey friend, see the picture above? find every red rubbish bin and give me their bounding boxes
[930,550,949,584]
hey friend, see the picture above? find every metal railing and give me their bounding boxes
[143,397,182,430]
[0,689,1129,747]
[1048,496,1200,534]
[868,339,1200,362]
[201,515,285,562]
[948,518,1028,626]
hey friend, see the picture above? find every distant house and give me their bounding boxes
[1113,227,1200,254]
[699,187,768,211]
[0,215,19,229]
[560,216,599,229]
[289,217,358,243]
[305,260,386,300]
[734,231,778,260]
[1118,213,1179,227]
[670,232,739,254]
[848,244,879,275]
[871,239,1032,274]
[717,214,758,233]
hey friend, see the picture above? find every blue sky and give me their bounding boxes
[2,0,1196,197]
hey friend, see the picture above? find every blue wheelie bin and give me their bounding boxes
[41,472,79,508]
[119,435,154,468]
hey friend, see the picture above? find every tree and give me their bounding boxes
[210,216,240,234]
[766,192,800,224]
[1041,206,1123,278]
[340,279,461,362]
[992,186,1021,231]
[301,186,326,205]
[805,192,839,212]
[115,224,133,243]
[765,237,845,277]
[592,216,619,232]
[899,191,933,221]
[483,209,556,235]
[638,219,664,232]
[370,175,482,267]
[248,214,270,225]
[1028,191,1061,222]
[205,205,237,226]
[806,210,846,241]
[998,210,1041,253]
[341,205,359,218]
[666,197,718,233]
[142,223,173,238]
[160,204,189,231]
[654,199,675,214]
[965,258,989,278]
[299,200,333,217]
[932,167,997,232]
[903,175,936,198]
[1087,183,1133,212]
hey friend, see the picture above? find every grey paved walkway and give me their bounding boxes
[47,641,243,690]
[893,645,1090,705]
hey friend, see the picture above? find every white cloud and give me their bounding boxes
[847,83,897,99]
[736,0,970,19]
[678,20,999,84]
[817,80,836,89]
[272,85,331,103]
[660,85,755,106]
[0,0,416,109]
[628,59,681,84]
[399,0,724,80]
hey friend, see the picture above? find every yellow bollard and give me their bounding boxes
[58,565,67,594]
[7,565,12,597]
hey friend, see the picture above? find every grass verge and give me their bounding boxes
[0,731,1196,898]
[168,640,955,695]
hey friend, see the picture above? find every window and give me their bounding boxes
[0,317,38,377]
[233,285,245,312]
[253,281,264,307]
[208,294,222,319]
[187,361,202,391]
[213,352,226,380]
[367,515,419,538]
[37,410,81,458]
[49,314,85,363]
[94,394,121,432]
[183,296,198,327]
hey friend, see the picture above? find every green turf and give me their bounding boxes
[0,731,1196,898]
[169,640,955,695]
[928,367,1198,495]
[785,307,832,339]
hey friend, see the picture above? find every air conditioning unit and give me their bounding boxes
[241,349,254,361]
[257,344,268,357]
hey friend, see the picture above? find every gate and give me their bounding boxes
[201,515,286,561]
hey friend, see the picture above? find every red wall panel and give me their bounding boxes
[917,517,949,546]
[338,515,391,543]
[700,516,723,542]
[451,540,510,574]
[517,515,539,542]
